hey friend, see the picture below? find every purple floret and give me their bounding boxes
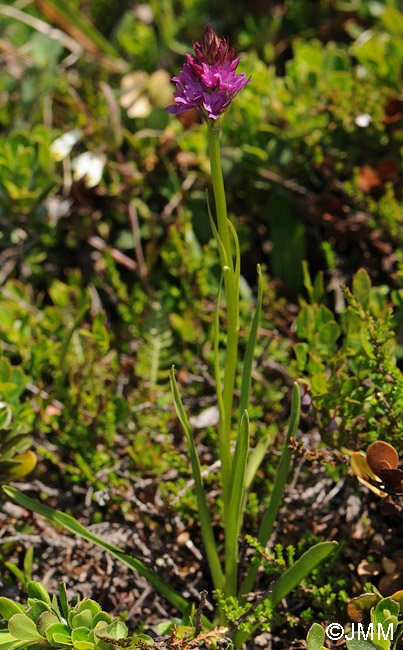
[166,25,251,121]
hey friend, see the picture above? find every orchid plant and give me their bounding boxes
[3,25,337,647]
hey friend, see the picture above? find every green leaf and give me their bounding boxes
[72,610,93,629]
[244,433,275,493]
[311,372,328,394]
[4,562,25,587]
[8,614,44,641]
[36,611,59,636]
[58,583,69,620]
[269,541,338,607]
[26,602,53,624]
[235,542,337,647]
[302,260,314,303]
[306,623,325,650]
[0,599,26,620]
[346,637,382,650]
[353,268,371,310]
[373,598,399,627]
[313,271,325,303]
[226,410,250,595]
[294,342,308,371]
[23,546,34,585]
[77,600,101,617]
[238,264,262,429]
[27,582,51,606]
[53,632,73,645]
[296,305,315,340]
[170,368,224,592]
[73,641,95,650]
[0,403,12,429]
[96,621,128,640]
[315,321,340,352]
[71,628,91,644]
[347,594,380,622]
[92,613,113,627]
[3,487,192,620]
[381,6,403,35]
[239,383,301,598]
[45,622,71,645]
[0,633,30,650]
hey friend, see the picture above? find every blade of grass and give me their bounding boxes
[239,382,301,598]
[2,486,190,617]
[237,265,262,432]
[233,263,263,527]
[170,367,225,592]
[233,541,338,647]
[244,434,275,493]
[225,410,250,596]
[270,541,338,607]
[227,219,240,332]
[214,274,230,497]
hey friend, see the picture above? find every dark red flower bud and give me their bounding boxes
[199,25,227,65]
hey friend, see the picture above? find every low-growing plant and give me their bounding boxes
[296,265,403,449]
[306,587,403,650]
[0,357,36,483]
[0,579,154,650]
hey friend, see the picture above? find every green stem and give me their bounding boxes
[207,122,239,504]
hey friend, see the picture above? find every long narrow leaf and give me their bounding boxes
[2,487,189,616]
[225,410,250,596]
[170,368,225,592]
[237,265,262,430]
[214,274,230,493]
[257,382,301,545]
[244,434,275,493]
[233,541,338,647]
[239,382,301,598]
[270,541,338,607]
[227,219,240,331]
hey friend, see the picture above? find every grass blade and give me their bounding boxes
[233,541,338,647]
[225,410,250,596]
[239,382,301,598]
[214,274,230,495]
[237,265,262,430]
[244,434,275,493]
[170,367,225,592]
[270,541,338,607]
[2,486,189,616]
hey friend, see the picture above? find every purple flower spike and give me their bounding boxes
[166,25,251,122]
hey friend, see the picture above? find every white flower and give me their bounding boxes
[355,113,372,128]
[50,129,81,161]
[71,151,106,188]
